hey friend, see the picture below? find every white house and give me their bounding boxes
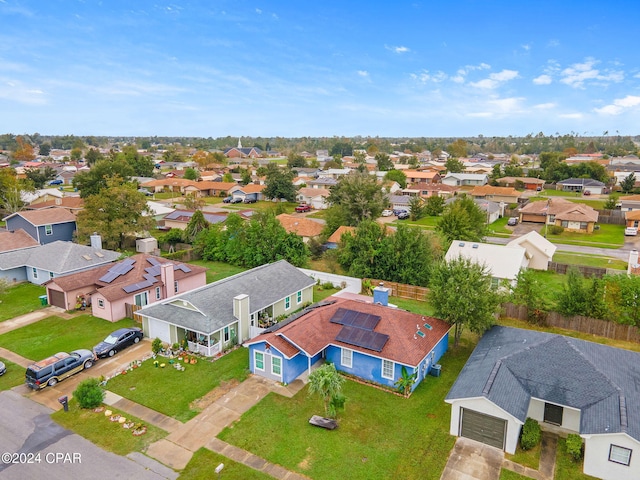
[446,326,640,480]
[506,231,557,271]
[442,173,488,186]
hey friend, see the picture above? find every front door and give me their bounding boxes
[543,402,564,425]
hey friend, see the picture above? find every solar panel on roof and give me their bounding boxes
[329,307,380,331]
[145,265,161,276]
[122,278,154,293]
[335,325,389,352]
[147,257,161,266]
[175,264,191,273]
[98,271,120,283]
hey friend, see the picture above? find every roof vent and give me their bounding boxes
[459,242,465,247]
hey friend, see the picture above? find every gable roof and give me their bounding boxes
[136,260,315,334]
[298,187,330,198]
[27,197,84,210]
[0,240,120,273]
[519,198,599,222]
[446,326,640,440]
[327,225,356,244]
[163,210,227,224]
[3,208,76,225]
[0,229,39,253]
[248,297,451,367]
[506,231,557,258]
[557,178,606,187]
[445,241,527,281]
[48,253,206,301]
[275,214,324,238]
[470,185,521,197]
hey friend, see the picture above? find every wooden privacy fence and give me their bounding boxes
[125,303,143,322]
[365,279,429,301]
[547,262,608,278]
[502,302,640,343]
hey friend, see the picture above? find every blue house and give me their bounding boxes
[246,287,451,392]
[3,208,76,245]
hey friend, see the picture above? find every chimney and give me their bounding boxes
[373,282,389,306]
[160,263,175,298]
[628,250,639,275]
[90,233,102,250]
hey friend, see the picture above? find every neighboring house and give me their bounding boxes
[321,168,351,179]
[141,178,194,194]
[445,240,528,287]
[446,326,640,480]
[469,185,521,204]
[442,173,488,187]
[223,146,263,158]
[3,208,76,245]
[275,214,324,242]
[136,260,315,356]
[618,194,640,212]
[183,181,237,198]
[0,239,119,285]
[20,188,64,205]
[389,194,411,211]
[410,182,458,199]
[296,187,330,210]
[26,196,84,212]
[145,201,176,221]
[556,178,606,194]
[229,183,266,201]
[518,198,599,233]
[307,177,338,189]
[506,231,557,271]
[325,225,356,249]
[0,229,39,253]
[45,253,206,321]
[497,177,545,190]
[624,210,640,229]
[474,199,502,224]
[246,287,451,390]
[162,210,227,230]
[403,170,442,184]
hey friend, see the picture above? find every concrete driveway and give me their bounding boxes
[440,438,503,480]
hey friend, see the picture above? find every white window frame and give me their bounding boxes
[609,445,632,466]
[49,271,54,279]
[134,292,148,307]
[381,359,394,380]
[32,267,38,279]
[254,351,265,371]
[271,356,282,377]
[297,290,302,304]
[285,296,291,310]
[341,348,353,368]
[155,286,161,300]
[45,224,53,236]
[98,299,105,308]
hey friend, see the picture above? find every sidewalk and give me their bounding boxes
[501,431,558,480]
[0,305,74,335]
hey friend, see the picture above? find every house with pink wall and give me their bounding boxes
[45,253,207,322]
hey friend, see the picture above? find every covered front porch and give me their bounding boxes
[179,322,238,357]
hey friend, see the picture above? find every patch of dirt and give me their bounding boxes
[426,413,437,418]
[297,446,313,470]
[189,379,240,411]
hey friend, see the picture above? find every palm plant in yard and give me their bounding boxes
[395,366,417,397]
[308,363,345,418]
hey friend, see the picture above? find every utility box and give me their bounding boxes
[39,295,48,306]
[430,364,442,377]
[136,237,158,253]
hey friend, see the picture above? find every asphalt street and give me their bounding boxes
[0,390,173,480]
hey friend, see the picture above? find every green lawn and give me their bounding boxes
[179,448,273,480]
[221,201,298,214]
[188,259,248,283]
[553,251,627,270]
[0,315,136,361]
[51,398,167,455]
[313,286,340,303]
[505,442,541,469]
[500,470,531,480]
[394,215,439,229]
[106,347,250,422]
[0,358,27,391]
[555,438,598,480]
[488,216,513,236]
[389,296,435,316]
[218,338,475,480]
[0,282,46,322]
[543,223,624,248]
[307,210,327,220]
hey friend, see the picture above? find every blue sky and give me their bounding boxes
[1,0,639,138]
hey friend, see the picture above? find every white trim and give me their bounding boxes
[254,350,265,371]
[45,224,53,235]
[381,359,394,380]
[609,444,632,466]
[341,348,353,368]
[271,356,282,377]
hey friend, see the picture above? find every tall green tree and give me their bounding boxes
[384,169,407,189]
[444,158,464,173]
[184,210,209,243]
[24,166,57,189]
[308,363,345,418]
[327,172,387,226]
[38,143,51,156]
[84,147,104,166]
[425,195,445,216]
[511,270,547,324]
[183,167,199,181]
[447,139,468,158]
[76,176,154,249]
[429,257,502,346]
[0,169,33,214]
[287,152,306,168]
[73,158,135,197]
[263,164,296,201]
[436,196,487,245]
[621,173,636,193]
[409,196,425,221]
[375,153,393,171]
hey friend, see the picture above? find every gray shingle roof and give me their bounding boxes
[0,241,120,273]
[446,326,640,440]
[137,260,316,334]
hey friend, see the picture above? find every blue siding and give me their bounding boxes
[26,267,54,285]
[0,267,28,283]
[6,216,38,243]
[37,222,76,244]
[249,342,308,385]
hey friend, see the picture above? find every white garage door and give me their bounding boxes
[148,319,171,343]
[460,408,507,450]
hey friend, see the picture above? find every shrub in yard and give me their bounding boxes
[566,434,584,461]
[520,417,542,450]
[549,225,564,235]
[152,337,163,354]
[74,378,105,409]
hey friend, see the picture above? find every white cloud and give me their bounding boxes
[594,95,640,115]
[357,70,369,77]
[469,69,519,89]
[0,79,47,105]
[533,103,556,110]
[410,70,447,84]
[560,58,624,89]
[533,74,552,85]
[547,39,560,47]
[386,45,409,54]
[451,75,465,84]
[255,8,262,14]
[559,113,583,119]
[522,44,531,51]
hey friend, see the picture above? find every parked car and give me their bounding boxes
[93,327,144,358]
[243,197,257,204]
[393,208,408,216]
[295,204,312,213]
[381,209,393,217]
[0,361,5,376]
[507,217,519,226]
[48,179,63,185]
[25,350,96,390]
[222,196,233,203]
[397,211,410,220]
[230,197,243,204]
[625,227,638,236]
[583,190,591,196]
[137,188,153,196]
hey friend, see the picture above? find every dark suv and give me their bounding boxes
[25,350,96,390]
